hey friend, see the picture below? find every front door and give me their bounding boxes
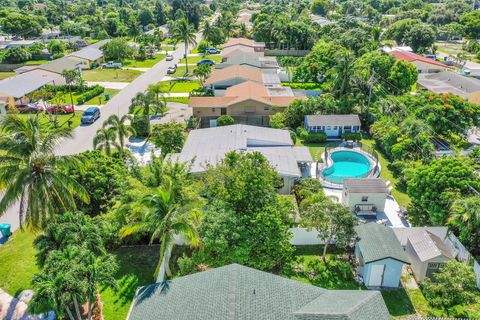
[221,108,227,115]
[369,264,385,286]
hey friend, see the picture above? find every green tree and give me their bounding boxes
[422,260,478,309]
[105,114,136,151]
[47,40,65,55]
[193,64,212,87]
[311,0,331,15]
[460,10,480,39]
[120,185,200,280]
[448,196,480,255]
[4,46,31,63]
[1,12,42,37]
[147,83,169,116]
[131,115,150,137]
[216,115,235,126]
[28,42,45,56]
[0,116,89,228]
[62,69,82,105]
[407,157,480,225]
[384,18,421,44]
[151,122,186,156]
[172,18,197,74]
[102,38,134,62]
[93,127,120,156]
[387,60,418,94]
[269,112,286,129]
[403,23,436,53]
[301,199,357,261]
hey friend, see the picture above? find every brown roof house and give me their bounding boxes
[206,65,281,93]
[223,37,265,52]
[190,81,305,127]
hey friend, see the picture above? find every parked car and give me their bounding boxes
[167,65,177,74]
[81,107,100,124]
[101,61,122,69]
[16,103,43,113]
[197,59,215,66]
[166,54,174,61]
[45,104,75,114]
[206,47,221,54]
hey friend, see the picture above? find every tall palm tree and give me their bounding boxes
[0,115,89,228]
[332,50,357,99]
[93,127,120,156]
[130,91,155,116]
[173,18,197,74]
[120,184,200,281]
[105,114,136,151]
[147,83,168,116]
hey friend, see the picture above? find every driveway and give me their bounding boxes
[86,81,129,90]
[150,102,192,125]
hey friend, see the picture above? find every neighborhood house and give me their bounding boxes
[169,124,312,193]
[387,50,449,73]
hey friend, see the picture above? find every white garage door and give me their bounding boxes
[369,264,385,287]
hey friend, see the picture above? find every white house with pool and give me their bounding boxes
[304,114,361,139]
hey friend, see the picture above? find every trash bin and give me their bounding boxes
[104,93,110,101]
[0,223,11,239]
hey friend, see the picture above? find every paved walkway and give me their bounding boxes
[86,81,129,90]
[164,92,190,97]
[127,67,150,72]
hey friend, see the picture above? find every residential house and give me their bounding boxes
[189,81,304,127]
[393,227,457,282]
[355,223,410,288]
[304,114,361,139]
[311,14,334,27]
[15,57,82,86]
[388,50,449,73]
[222,46,265,60]
[127,264,391,320]
[217,52,279,70]
[0,72,55,108]
[205,65,280,93]
[223,37,265,52]
[343,178,389,216]
[168,124,312,193]
[67,47,104,69]
[417,70,480,104]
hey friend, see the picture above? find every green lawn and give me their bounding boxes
[382,289,416,319]
[0,230,39,297]
[124,54,166,68]
[101,246,159,320]
[179,54,222,64]
[12,112,82,130]
[0,71,15,80]
[361,139,411,207]
[165,97,189,104]
[295,140,332,162]
[171,66,197,77]
[82,69,142,82]
[47,88,119,105]
[158,80,200,93]
[24,59,49,65]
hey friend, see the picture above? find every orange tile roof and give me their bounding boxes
[206,65,263,85]
[388,50,448,68]
[189,81,303,108]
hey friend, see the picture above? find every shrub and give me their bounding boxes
[216,115,235,126]
[269,112,286,129]
[305,132,327,143]
[52,53,65,59]
[77,85,104,104]
[4,46,31,63]
[151,122,186,156]
[131,115,150,137]
[197,40,210,54]
[341,132,362,141]
[289,130,297,144]
[296,126,308,140]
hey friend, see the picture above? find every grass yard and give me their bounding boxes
[282,82,323,90]
[24,59,49,65]
[124,54,166,68]
[381,289,416,319]
[179,54,222,64]
[0,230,39,297]
[47,88,119,105]
[165,97,189,104]
[84,88,120,105]
[170,66,197,77]
[82,69,142,82]
[0,71,15,80]
[158,80,200,93]
[295,140,333,162]
[12,111,82,130]
[361,139,411,207]
[101,246,159,320]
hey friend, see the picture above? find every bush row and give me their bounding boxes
[77,85,104,104]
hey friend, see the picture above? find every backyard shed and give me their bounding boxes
[343,178,389,216]
[355,223,410,288]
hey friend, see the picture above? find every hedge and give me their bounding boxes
[77,85,104,104]
[304,132,327,143]
[341,132,362,141]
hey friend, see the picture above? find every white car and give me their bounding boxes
[166,54,174,61]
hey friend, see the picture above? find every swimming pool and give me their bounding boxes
[322,151,372,184]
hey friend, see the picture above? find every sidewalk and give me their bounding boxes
[86,82,129,90]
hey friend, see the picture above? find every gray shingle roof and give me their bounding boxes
[305,114,361,127]
[33,57,82,74]
[355,223,410,264]
[392,227,448,247]
[0,73,53,98]
[418,71,480,96]
[68,47,103,61]
[217,52,279,69]
[128,264,391,320]
[407,230,456,262]
[344,179,389,194]
[169,125,311,177]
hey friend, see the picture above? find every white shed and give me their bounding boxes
[342,178,389,216]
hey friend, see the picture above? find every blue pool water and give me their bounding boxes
[322,151,371,184]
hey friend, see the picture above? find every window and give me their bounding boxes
[361,196,368,202]
[353,126,360,131]
[264,106,270,111]
[326,126,331,130]
[333,126,338,130]
[212,108,216,112]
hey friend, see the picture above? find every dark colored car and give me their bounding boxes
[81,107,100,124]
[16,103,43,113]
[46,104,75,114]
[197,59,215,66]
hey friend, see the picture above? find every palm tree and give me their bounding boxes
[93,127,120,156]
[332,50,357,99]
[120,184,200,281]
[147,83,168,116]
[193,64,212,87]
[105,114,136,151]
[0,115,89,228]
[130,91,155,116]
[173,18,197,74]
